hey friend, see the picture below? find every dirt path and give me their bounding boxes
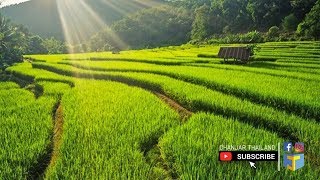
[26,101,63,179]
[48,101,64,169]
[154,92,192,121]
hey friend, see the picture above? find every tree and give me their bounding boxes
[291,0,317,22]
[282,14,299,32]
[41,37,67,54]
[106,5,192,49]
[0,14,28,69]
[169,0,212,9]
[89,29,114,52]
[247,0,292,29]
[266,26,280,41]
[27,35,48,54]
[222,0,252,33]
[297,0,320,40]
[191,4,211,40]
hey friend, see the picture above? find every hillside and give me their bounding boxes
[1,0,163,40]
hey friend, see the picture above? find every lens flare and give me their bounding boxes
[55,0,128,53]
[55,0,161,53]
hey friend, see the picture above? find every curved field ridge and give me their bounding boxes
[30,61,320,122]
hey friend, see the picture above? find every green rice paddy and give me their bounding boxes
[1,41,320,179]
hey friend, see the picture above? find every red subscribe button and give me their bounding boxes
[219,151,278,161]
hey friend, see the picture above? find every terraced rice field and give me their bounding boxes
[1,41,320,179]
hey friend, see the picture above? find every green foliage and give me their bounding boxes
[89,5,192,50]
[221,0,252,33]
[246,44,259,56]
[178,0,316,43]
[208,31,263,44]
[247,0,292,29]
[27,35,48,54]
[41,37,67,54]
[89,28,123,52]
[268,26,280,37]
[0,15,27,69]
[191,4,211,40]
[67,43,90,53]
[297,0,320,40]
[1,0,163,40]
[282,14,299,32]
[243,30,264,43]
[291,0,317,21]
[2,0,319,49]
[0,15,62,69]
[169,0,212,9]
[266,26,280,41]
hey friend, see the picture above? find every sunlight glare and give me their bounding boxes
[55,0,127,53]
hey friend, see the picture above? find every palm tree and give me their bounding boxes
[0,14,27,69]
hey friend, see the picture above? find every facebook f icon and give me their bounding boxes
[284,142,292,152]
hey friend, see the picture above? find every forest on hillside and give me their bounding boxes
[102,0,320,49]
[1,0,164,39]
[1,0,320,68]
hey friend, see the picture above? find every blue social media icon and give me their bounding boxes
[283,142,293,152]
[283,154,304,171]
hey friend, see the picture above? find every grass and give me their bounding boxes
[45,80,180,179]
[0,76,72,179]
[0,81,20,90]
[184,63,320,82]
[0,94,57,179]
[160,113,318,179]
[14,65,320,165]
[0,89,35,110]
[6,63,74,87]
[2,41,320,178]
[31,60,320,122]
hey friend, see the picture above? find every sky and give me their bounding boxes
[0,0,30,8]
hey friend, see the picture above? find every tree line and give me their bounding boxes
[0,14,68,69]
[89,0,320,50]
[187,0,320,41]
[1,0,320,68]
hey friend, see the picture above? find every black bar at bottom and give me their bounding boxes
[219,151,278,161]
